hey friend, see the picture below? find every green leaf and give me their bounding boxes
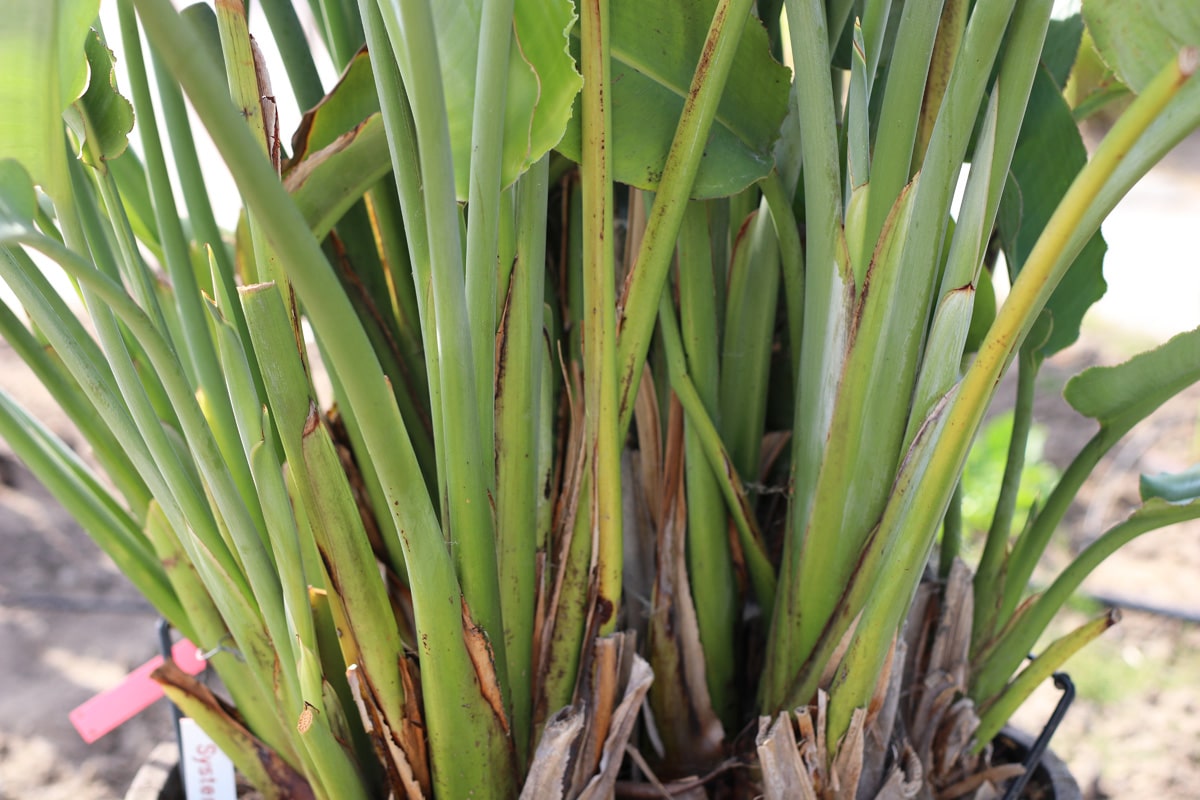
[284,114,391,241]
[0,0,99,204]
[1141,464,1200,502]
[434,0,582,201]
[974,609,1119,750]
[64,28,135,169]
[557,0,790,199]
[108,148,163,259]
[290,47,380,160]
[997,64,1107,357]
[152,660,315,800]
[964,268,996,353]
[180,3,226,80]
[1084,0,1200,93]
[1043,13,1084,89]
[0,159,38,235]
[1064,325,1200,424]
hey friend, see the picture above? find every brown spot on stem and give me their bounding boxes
[1180,46,1199,78]
[460,597,511,735]
[302,402,320,436]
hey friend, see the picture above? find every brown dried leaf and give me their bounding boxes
[794,707,822,781]
[936,763,1024,800]
[933,698,980,778]
[644,396,726,774]
[525,634,652,800]
[830,708,866,800]
[540,364,587,646]
[573,636,622,788]
[859,638,906,798]
[520,707,586,800]
[898,561,984,792]
[873,744,923,800]
[347,664,427,800]
[634,364,664,530]
[927,560,973,688]
[900,583,939,709]
[913,673,961,767]
[816,691,830,771]
[867,638,898,725]
[818,614,861,693]
[757,713,819,800]
[249,35,280,173]
[577,653,654,800]
[397,655,431,793]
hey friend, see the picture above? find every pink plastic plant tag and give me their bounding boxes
[69,638,206,743]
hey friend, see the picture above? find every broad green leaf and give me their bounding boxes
[1043,13,1084,90]
[435,0,582,201]
[0,159,38,236]
[557,0,790,199]
[63,28,134,169]
[997,64,1107,357]
[1141,464,1200,503]
[1064,325,1200,424]
[290,48,379,160]
[0,0,99,204]
[1084,0,1200,93]
[284,114,391,241]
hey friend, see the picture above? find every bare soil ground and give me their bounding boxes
[0,351,173,799]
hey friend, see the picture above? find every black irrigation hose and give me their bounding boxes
[158,619,186,795]
[1002,672,1075,800]
[1083,590,1200,625]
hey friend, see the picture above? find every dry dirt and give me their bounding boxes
[0,351,173,799]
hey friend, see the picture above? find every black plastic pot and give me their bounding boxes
[995,726,1082,800]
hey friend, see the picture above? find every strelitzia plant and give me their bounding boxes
[2,0,1199,797]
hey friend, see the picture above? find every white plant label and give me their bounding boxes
[180,717,237,800]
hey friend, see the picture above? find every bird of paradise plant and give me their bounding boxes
[2,0,1199,797]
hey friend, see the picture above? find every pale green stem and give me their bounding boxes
[579,0,623,634]
[495,155,549,765]
[371,0,510,709]
[824,45,1199,746]
[464,0,517,483]
[615,0,760,435]
[131,3,518,795]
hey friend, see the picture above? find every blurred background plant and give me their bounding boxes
[961,412,1060,556]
